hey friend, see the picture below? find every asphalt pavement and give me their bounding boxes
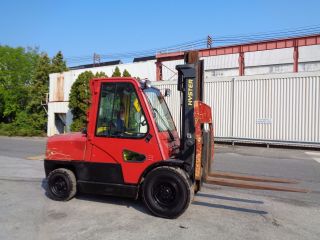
[0,136,319,240]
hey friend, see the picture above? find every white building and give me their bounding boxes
[48,34,320,146]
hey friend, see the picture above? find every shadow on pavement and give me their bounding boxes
[75,194,152,216]
[196,192,264,204]
[192,201,267,214]
[41,178,152,216]
[41,178,267,216]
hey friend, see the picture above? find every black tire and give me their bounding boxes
[142,166,192,219]
[47,168,77,201]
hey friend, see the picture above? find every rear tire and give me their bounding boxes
[142,166,192,219]
[47,168,77,201]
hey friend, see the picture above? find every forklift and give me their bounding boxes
[44,51,306,219]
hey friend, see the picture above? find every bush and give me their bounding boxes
[112,66,121,77]
[0,123,44,136]
[122,69,131,77]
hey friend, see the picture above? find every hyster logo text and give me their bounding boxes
[187,79,193,106]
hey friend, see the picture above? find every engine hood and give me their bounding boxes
[45,132,87,161]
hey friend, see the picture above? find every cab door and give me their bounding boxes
[87,80,162,184]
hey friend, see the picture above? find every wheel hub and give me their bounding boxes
[51,176,68,197]
[154,183,176,206]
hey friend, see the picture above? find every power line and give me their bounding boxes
[66,24,320,66]
[211,25,320,43]
[213,24,320,39]
[66,38,206,62]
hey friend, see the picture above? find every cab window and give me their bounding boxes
[96,82,148,138]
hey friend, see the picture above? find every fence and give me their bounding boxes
[152,71,320,146]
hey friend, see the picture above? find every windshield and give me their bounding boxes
[144,87,176,132]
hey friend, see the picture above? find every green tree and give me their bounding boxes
[26,53,51,132]
[0,45,42,136]
[112,66,121,77]
[51,51,68,73]
[69,71,107,131]
[122,69,131,77]
[0,47,69,136]
[0,46,39,122]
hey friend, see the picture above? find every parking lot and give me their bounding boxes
[0,136,319,240]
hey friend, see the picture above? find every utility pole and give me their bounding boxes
[207,35,213,48]
[93,53,101,67]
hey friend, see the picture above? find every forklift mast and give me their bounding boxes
[176,51,205,176]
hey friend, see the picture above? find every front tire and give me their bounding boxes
[47,168,77,201]
[142,166,192,219]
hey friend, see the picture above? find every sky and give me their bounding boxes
[1,0,319,65]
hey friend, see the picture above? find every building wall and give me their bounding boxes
[161,59,184,80]
[202,54,239,78]
[244,48,294,75]
[49,60,156,102]
[47,102,72,136]
[196,45,320,78]
[153,71,320,145]
[299,45,320,72]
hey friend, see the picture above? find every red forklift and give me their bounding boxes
[44,52,306,218]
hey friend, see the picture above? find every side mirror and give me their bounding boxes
[164,88,171,97]
[81,128,87,135]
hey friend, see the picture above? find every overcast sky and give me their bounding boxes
[1,0,319,64]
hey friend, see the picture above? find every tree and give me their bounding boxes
[69,71,107,131]
[51,51,68,73]
[112,66,121,77]
[122,69,131,77]
[0,46,39,122]
[0,48,69,136]
[0,45,42,136]
[26,53,51,132]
